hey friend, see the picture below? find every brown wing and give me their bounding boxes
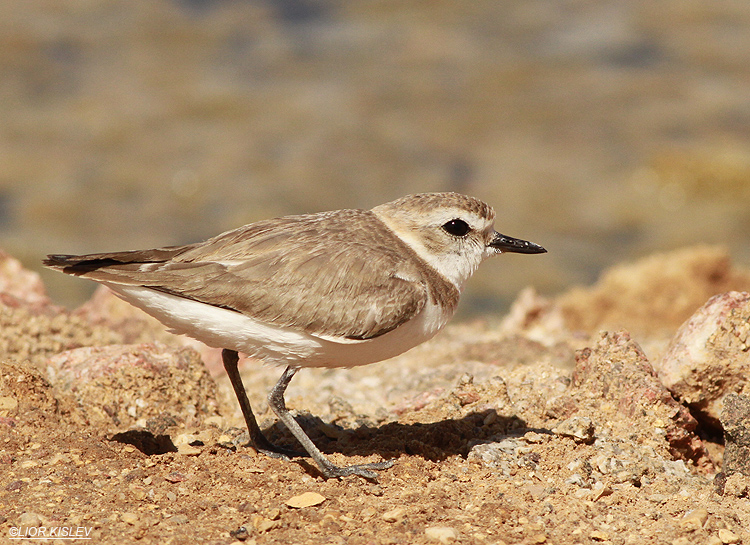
[45,210,428,340]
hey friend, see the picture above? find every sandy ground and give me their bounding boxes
[2,245,750,545]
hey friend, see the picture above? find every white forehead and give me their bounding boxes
[420,206,495,228]
[373,192,496,227]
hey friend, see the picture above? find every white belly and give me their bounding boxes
[104,284,453,368]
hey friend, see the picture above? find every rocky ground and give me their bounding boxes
[2,245,750,545]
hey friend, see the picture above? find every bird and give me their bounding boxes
[44,192,546,479]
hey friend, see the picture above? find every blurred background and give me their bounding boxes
[2,0,749,316]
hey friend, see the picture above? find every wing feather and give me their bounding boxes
[45,210,429,340]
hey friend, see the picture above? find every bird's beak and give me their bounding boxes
[489,231,547,254]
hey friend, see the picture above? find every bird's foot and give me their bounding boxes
[318,458,395,480]
[255,444,307,461]
[250,434,307,461]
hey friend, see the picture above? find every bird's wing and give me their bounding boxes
[45,210,429,340]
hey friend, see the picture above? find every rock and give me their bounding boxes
[169,514,189,525]
[0,396,18,411]
[19,512,43,526]
[718,528,741,544]
[174,433,202,456]
[557,246,750,337]
[589,530,609,541]
[0,251,128,366]
[251,515,280,533]
[544,395,579,420]
[46,343,220,428]
[0,250,56,312]
[0,360,81,427]
[523,431,549,444]
[573,331,712,469]
[498,287,570,347]
[424,526,458,544]
[286,492,326,509]
[723,473,750,498]
[367,485,383,497]
[552,416,595,443]
[381,507,407,523]
[720,393,750,476]
[658,292,750,430]
[164,472,188,483]
[468,438,524,471]
[176,443,201,456]
[591,482,613,501]
[121,512,139,525]
[679,508,708,531]
[0,301,122,367]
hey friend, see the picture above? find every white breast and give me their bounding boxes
[104,284,454,368]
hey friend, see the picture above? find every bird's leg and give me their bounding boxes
[268,365,394,480]
[221,349,302,459]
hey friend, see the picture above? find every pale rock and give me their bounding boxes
[251,515,280,533]
[286,492,326,509]
[174,433,201,456]
[556,246,750,337]
[718,528,741,544]
[19,512,44,526]
[0,250,54,311]
[169,514,189,525]
[552,416,595,443]
[498,287,568,346]
[679,508,708,531]
[723,472,750,497]
[424,526,458,544]
[121,512,139,525]
[381,507,407,523]
[0,396,17,411]
[657,292,750,429]
[590,530,609,541]
[176,444,201,455]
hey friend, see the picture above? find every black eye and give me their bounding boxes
[442,219,471,237]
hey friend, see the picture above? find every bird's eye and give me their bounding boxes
[442,219,471,237]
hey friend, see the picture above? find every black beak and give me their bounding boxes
[490,232,547,254]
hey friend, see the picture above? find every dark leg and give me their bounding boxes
[268,365,394,479]
[221,349,301,459]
